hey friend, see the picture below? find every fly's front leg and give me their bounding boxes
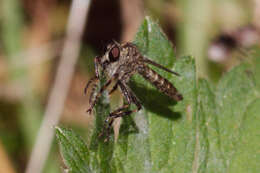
[84,56,101,95]
[94,56,100,78]
[86,74,118,114]
[88,81,98,107]
[84,77,98,95]
[84,77,99,113]
[86,79,112,114]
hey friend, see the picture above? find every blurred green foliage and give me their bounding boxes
[1,0,59,172]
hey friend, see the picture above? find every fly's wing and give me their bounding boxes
[138,65,183,101]
[142,56,180,76]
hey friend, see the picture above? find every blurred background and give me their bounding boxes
[0,0,259,172]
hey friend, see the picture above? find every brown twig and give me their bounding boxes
[25,0,91,173]
[0,142,16,173]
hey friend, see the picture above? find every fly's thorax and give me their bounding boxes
[103,61,119,78]
[103,53,130,77]
[99,42,143,80]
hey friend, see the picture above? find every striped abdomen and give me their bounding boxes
[138,65,183,101]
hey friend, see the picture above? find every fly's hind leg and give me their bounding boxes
[99,81,142,140]
[99,104,130,139]
[108,81,142,121]
[119,81,142,111]
[109,82,118,95]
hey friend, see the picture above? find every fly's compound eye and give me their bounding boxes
[109,46,120,62]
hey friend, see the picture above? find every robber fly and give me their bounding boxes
[84,41,183,136]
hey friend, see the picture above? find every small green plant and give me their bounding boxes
[56,17,260,173]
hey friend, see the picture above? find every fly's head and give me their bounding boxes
[96,43,121,77]
[97,42,137,78]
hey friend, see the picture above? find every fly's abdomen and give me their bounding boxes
[138,66,183,101]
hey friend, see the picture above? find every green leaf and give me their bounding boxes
[160,55,197,173]
[88,74,116,173]
[197,79,224,172]
[133,16,176,67]
[114,16,178,173]
[251,47,260,92]
[56,16,260,173]
[215,64,256,169]
[55,127,92,173]
[228,98,260,172]
[115,16,198,173]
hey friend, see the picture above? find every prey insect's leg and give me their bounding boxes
[86,75,118,114]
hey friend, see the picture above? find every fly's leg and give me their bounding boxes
[86,75,118,114]
[88,81,98,108]
[109,82,118,95]
[119,81,142,110]
[84,77,98,95]
[94,56,100,78]
[99,103,134,141]
[84,56,100,95]
[110,81,142,118]
[99,81,142,140]
[84,77,98,112]
[86,79,112,114]
[98,104,130,138]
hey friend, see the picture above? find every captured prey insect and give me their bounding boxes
[84,42,183,136]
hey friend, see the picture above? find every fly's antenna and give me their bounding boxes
[112,39,120,46]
